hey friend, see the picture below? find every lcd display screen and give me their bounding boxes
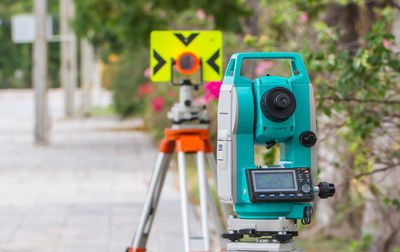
[253,171,296,191]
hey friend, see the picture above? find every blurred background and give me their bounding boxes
[0,0,400,252]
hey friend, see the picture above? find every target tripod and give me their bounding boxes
[127,81,228,252]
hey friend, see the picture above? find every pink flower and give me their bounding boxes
[151,96,165,111]
[193,81,222,105]
[204,81,222,100]
[299,13,308,23]
[196,9,206,20]
[204,93,213,103]
[255,61,274,76]
[383,39,392,49]
[137,83,155,97]
[207,15,214,22]
[144,2,152,11]
[193,97,204,105]
[144,68,151,79]
[193,95,211,105]
[166,90,175,97]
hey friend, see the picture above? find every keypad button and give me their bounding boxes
[259,194,266,198]
[301,184,311,193]
[279,194,285,198]
[288,194,295,197]
[269,194,276,198]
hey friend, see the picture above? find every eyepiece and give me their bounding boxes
[274,94,290,109]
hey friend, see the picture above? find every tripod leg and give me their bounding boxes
[206,153,231,221]
[197,151,211,251]
[131,152,172,251]
[205,169,225,250]
[177,152,191,252]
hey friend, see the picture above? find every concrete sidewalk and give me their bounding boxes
[0,90,188,252]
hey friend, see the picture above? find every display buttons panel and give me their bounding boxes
[246,168,314,203]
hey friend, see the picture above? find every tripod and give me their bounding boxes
[127,80,227,252]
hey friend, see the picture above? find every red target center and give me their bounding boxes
[176,52,200,75]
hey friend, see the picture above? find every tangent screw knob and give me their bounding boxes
[317,182,335,199]
[299,131,317,147]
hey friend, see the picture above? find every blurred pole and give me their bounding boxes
[81,39,102,111]
[60,0,77,118]
[392,1,400,54]
[33,0,49,145]
[81,39,92,111]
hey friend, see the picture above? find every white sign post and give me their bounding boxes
[11,14,53,44]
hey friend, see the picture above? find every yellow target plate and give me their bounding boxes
[150,30,222,82]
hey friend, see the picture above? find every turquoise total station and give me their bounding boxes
[221,52,315,219]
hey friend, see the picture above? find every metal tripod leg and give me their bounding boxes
[206,153,231,220]
[205,153,226,250]
[177,151,191,252]
[131,152,172,250]
[196,151,211,252]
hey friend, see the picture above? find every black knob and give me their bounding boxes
[302,206,313,225]
[299,131,317,147]
[317,182,335,199]
[184,100,191,107]
[265,141,276,149]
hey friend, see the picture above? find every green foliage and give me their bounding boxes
[349,234,373,252]
[303,9,400,180]
[382,191,400,212]
[0,0,61,89]
[263,146,278,165]
[0,0,32,88]
[73,0,250,54]
[106,49,148,117]
[142,84,178,140]
[84,104,116,117]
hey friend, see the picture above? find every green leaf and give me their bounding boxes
[382,197,390,206]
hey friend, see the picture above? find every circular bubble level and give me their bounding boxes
[175,52,200,75]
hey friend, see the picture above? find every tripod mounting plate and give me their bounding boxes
[227,217,297,233]
[226,240,302,252]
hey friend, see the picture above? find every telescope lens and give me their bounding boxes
[261,87,296,122]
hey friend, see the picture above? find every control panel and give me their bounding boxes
[246,168,314,203]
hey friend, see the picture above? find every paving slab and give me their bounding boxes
[0,89,194,252]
